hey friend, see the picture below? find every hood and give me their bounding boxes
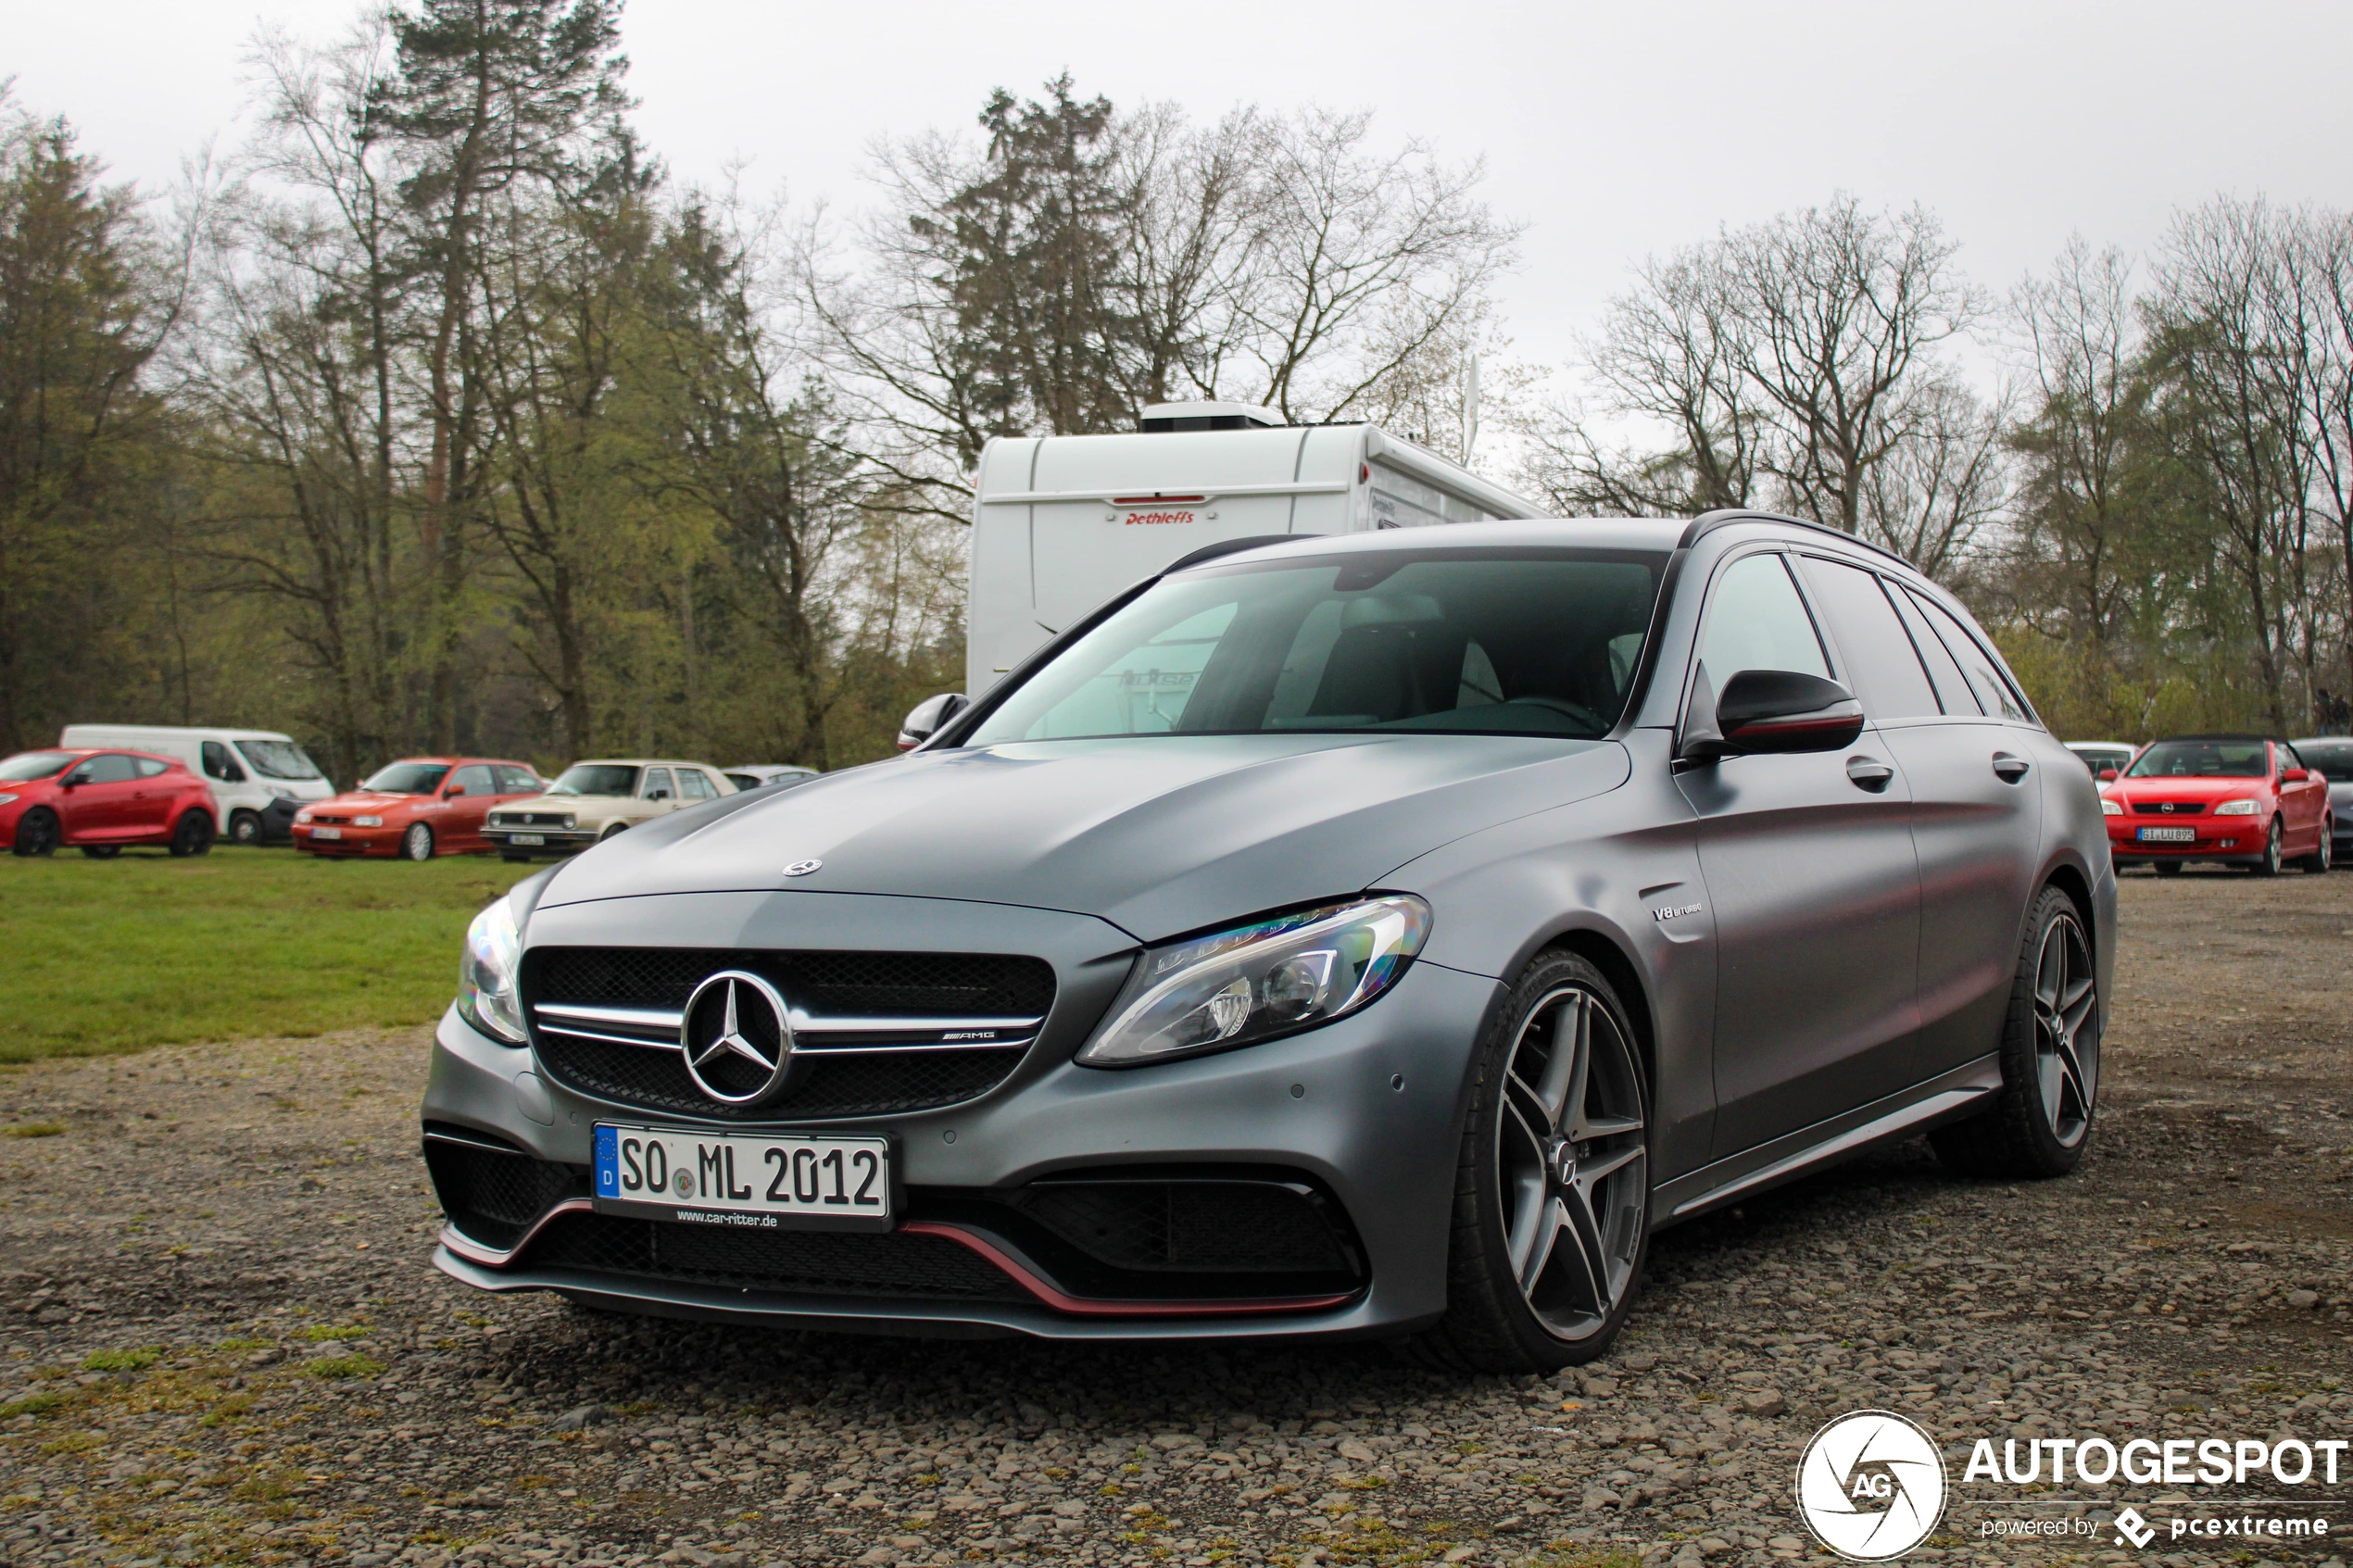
[497,793,626,812]
[2106,775,2270,804]
[535,734,1630,942]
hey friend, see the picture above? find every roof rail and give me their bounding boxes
[1161,534,1320,573]
[1680,508,1915,570]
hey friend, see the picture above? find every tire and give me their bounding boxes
[598,822,628,842]
[401,822,435,861]
[1931,884,2099,1179]
[2296,821,2333,874]
[79,845,121,859]
[228,810,265,847]
[169,810,215,858]
[1407,950,1652,1374]
[2253,817,2283,876]
[2154,860,2183,876]
[10,808,59,858]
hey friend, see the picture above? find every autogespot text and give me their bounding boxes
[1964,1436,2347,1486]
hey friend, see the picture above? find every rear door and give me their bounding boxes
[1802,556,2042,1079]
[1675,549,1924,1157]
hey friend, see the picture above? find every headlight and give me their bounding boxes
[2100,798,2122,817]
[295,809,313,823]
[2213,798,2258,816]
[1077,895,1431,1067]
[458,897,527,1045]
[353,814,384,827]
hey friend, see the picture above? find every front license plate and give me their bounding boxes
[509,833,545,846]
[2136,826,2196,843]
[592,1123,892,1231]
[310,826,342,840]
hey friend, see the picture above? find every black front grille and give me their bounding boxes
[537,1035,1024,1121]
[2133,801,2207,815]
[498,811,574,826]
[522,947,1056,1123]
[1012,1179,1353,1274]
[423,1133,584,1249]
[522,1210,1029,1302]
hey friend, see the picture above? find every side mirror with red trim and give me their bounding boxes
[1680,665,1866,765]
[2282,767,2310,784]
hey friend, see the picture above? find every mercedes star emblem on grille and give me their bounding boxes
[678,970,796,1105]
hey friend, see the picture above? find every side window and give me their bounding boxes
[1693,553,1830,691]
[1906,589,2027,721]
[200,741,245,782]
[1800,558,1942,720]
[134,758,170,778]
[75,754,139,784]
[1886,588,1981,715]
[641,767,675,801]
[447,764,496,797]
[496,765,541,795]
[677,769,714,801]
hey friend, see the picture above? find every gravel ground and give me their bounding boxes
[3,872,2350,1568]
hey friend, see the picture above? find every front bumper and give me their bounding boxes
[2108,824,2256,863]
[295,822,401,856]
[418,891,1500,1341]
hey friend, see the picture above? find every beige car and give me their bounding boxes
[481,759,736,860]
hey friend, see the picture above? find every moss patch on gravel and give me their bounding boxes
[0,847,534,1060]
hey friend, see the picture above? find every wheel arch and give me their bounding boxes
[1532,924,1659,1103]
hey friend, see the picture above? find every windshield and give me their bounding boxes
[2125,739,2270,779]
[547,764,641,797]
[2296,742,2353,783]
[361,761,451,795]
[968,548,1668,745]
[0,750,75,783]
[235,738,322,780]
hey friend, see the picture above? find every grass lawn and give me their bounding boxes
[0,847,535,1062]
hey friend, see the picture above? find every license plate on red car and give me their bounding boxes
[2136,826,2195,843]
[310,826,342,840]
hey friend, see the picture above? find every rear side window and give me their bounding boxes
[448,764,496,796]
[677,769,714,801]
[1694,553,1830,685]
[134,758,170,778]
[496,765,541,794]
[1801,558,1942,720]
[1906,589,2027,721]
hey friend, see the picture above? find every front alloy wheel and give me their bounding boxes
[2254,817,2283,876]
[11,808,59,858]
[402,822,435,861]
[1412,951,1651,1372]
[1932,884,2098,1177]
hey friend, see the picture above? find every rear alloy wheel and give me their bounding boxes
[402,822,435,861]
[79,845,121,859]
[169,810,215,858]
[1410,951,1651,1373]
[1931,884,2098,1178]
[2296,820,2333,874]
[2253,817,2284,876]
[228,809,265,847]
[11,808,60,858]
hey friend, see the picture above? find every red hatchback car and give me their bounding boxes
[2101,734,2334,875]
[294,757,546,861]
[1,748,218,858]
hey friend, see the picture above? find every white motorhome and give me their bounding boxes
[57,724,334,846]
[962,402,1545,700]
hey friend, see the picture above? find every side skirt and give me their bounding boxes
[1654,1053,2002,1226]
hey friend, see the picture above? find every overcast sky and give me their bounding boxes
[9,0,2351,383]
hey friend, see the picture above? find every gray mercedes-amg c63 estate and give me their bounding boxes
[424,509,2113,1371]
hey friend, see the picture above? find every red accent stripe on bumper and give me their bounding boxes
[899,1220,1355,1319]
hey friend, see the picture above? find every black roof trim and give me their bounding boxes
[1680,508,1914,570]
[1162,534,1322,573]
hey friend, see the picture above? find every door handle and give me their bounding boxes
[1845,756,1894,793]
[1992,753,2031,783]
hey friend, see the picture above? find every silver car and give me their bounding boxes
[423,512,2113,1371]
[2288,737,2353,861]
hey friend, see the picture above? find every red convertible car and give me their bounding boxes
[1,748,218,858]
[2101,734,2333,875]
[294,757,545,861]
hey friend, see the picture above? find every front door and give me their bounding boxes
[1676,550,1923,1158]
[58,753,142,839]
[124,758,177,834]
[1803,555,2041,1077]
[2278,744,2329,853]
[440,764,498,850]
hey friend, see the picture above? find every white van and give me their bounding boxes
[57,725,335,846]
[963,402,1544,698]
